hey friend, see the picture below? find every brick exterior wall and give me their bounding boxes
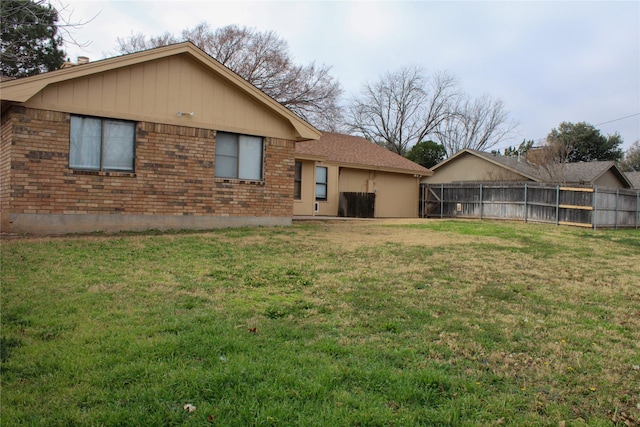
[1,106,295,233]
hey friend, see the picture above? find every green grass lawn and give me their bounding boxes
[1,220,639,426]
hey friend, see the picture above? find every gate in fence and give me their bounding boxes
[421,182,640,229]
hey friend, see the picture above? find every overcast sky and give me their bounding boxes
[61,0,640,152]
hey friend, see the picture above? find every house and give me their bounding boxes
[294,132,432,218]
[424,148,633,189]
[0,42,321,235]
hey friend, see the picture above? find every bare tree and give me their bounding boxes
[115,23,343,130]
[526,136,572,182]
[620,140,640,172]
[436,94,518,157]
[346,67,458,156]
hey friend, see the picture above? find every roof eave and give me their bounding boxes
[317,160,432,176]
[295,153,327,162]
[0,42,321,141]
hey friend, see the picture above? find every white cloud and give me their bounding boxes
[58,0,640,149]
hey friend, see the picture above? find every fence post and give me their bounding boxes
[440,184,444,219]
[419,185,424,219]
[615,189,619,229]
[636,191,639,229]
[556,185,560,225]
[479,184,483,220]
[593,187,598,231]
[524,183,528,223]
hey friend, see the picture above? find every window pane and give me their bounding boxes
[316,166,327,183]
[238,135,262,180]
[294,182,302,199]
[215,133,238,178]
[294,162,302,199]
[103,120,135,171]
[216,133,238,156]
[69,116,101,169]
[316,183,327,200]
[295,162,302,180]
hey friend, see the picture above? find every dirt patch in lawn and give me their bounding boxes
[298,218,521,250]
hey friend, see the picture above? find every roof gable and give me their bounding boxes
[296,132,432,176]
[562,161,632,187]
[0,42,320,141]
[431,149,543,181]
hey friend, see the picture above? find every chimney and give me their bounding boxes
[77,56,90,65]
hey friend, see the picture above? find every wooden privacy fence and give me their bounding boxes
[421,182,640,229]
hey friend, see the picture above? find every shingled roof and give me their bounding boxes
[296,132,432,176]
[561,160,627,185]
[625,171,640,189]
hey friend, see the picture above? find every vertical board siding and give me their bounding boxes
[424,182,639,229]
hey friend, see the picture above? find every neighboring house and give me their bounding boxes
[424,149,633,189]
[625,171,640,189]
[294,132,432,218]
[0,42,320,235]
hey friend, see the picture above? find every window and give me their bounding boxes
[69,115,135,171]
[316,166,327,201]
[294,161,302,200]
[215,132,263,180]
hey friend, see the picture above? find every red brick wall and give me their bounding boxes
[1,106,295,231]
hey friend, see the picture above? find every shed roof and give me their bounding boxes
[0,42,320,141]
[296,132,432,176]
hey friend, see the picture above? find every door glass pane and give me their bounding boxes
[69,116,101,169]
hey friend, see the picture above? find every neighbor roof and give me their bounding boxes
[296,132,432,176]
[432,148,632,187]
[0,42,320,141]
[431,149,543,181]
[562,161,631,187]
[625,171,640,189]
